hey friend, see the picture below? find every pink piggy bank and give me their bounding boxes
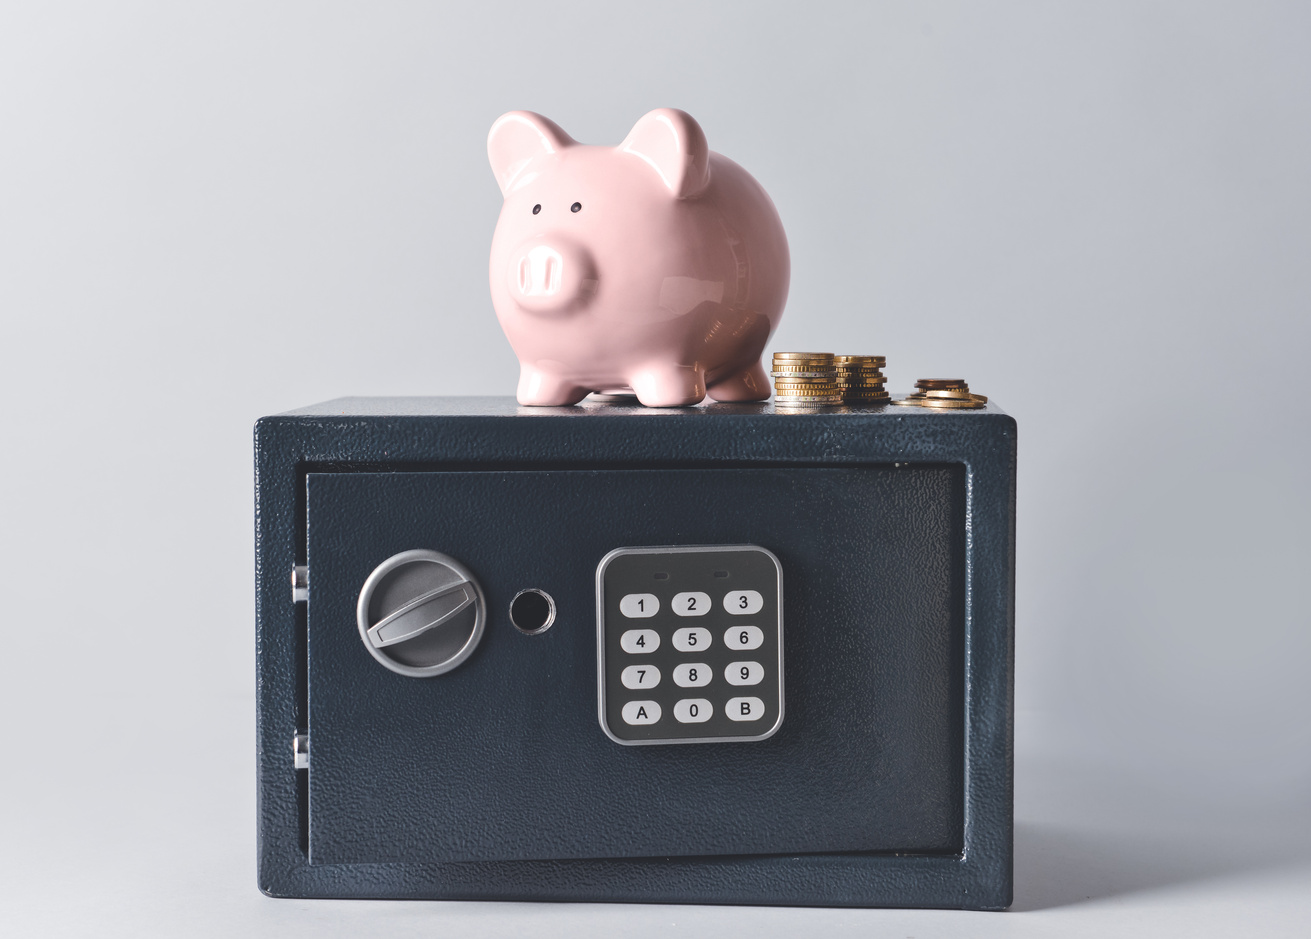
[487,109,790,407]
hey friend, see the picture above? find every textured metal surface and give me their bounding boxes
[254,397,1016,908]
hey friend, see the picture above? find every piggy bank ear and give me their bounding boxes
[620,108,711,199]
[487,111,576,196]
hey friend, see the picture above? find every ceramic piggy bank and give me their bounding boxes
[487,109,790,406]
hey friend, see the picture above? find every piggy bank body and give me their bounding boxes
[487,109,789,407]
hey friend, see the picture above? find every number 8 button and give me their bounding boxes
[724,625,764,650]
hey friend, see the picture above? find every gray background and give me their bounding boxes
[1,0,1307,935]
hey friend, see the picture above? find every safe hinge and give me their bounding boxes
[291,565,308,603]
[293,732,309,770]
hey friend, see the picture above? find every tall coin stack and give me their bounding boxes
[770,352,842,407]
[834,355,889,404]
[890,378,988,409]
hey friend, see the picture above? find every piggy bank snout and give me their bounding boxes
[506,238,598,314]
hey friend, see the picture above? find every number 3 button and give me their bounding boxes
[723,590,763,614]
[723,625,764,650]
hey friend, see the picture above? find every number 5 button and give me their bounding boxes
[672,592,711,616]
[672,627,712,652]
[723,625,763,650]
[723,590,763,614]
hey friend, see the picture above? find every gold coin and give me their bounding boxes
[915,379,969,391]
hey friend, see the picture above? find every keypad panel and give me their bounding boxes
[597,545,783,744]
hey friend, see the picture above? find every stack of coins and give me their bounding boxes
[834,355,889,404]
[770,352,842,406]
[890,379,988,409]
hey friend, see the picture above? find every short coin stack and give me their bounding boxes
[834,355,889,404]
[890,379,988,409]
[770,352,842,407]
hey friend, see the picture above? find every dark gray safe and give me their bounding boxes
[254,397,1015,908]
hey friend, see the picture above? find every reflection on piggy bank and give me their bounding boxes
[487,109,790,407]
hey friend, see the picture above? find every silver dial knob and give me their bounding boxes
[356,549,486,677]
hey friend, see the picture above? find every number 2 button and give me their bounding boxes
[723,590,763,614]
[672,592,710,616]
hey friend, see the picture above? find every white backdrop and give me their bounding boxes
[1,2,1308,935]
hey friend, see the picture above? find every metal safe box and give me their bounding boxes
[254,397,1016,909]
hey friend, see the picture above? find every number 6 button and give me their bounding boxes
[724,625,764,650]
[673,627,712,652]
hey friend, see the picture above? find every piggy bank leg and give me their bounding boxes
[630,366,707,407]
[517,366,590,406]
[706,361,772,402]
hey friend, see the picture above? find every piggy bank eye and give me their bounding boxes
[532,204,541,215]
[571,202,582,213]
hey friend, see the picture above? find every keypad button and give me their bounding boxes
[671,591,711,616]
[621,700,662,725]
[723,625,764,651]
[723,589,763,614]
[620,593,659,618]
[673,698,713,723]
[620,664,661,689]
[725,661,764,686]
[672,627,712,652]
[672,662,712,687]
[620,629,660,654]
[726,696,766,721]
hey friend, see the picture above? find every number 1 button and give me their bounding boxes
[723,590,763,614]
[620,593,658,617]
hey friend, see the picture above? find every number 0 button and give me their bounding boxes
[673,699,713,723]
[620,629,660,653]
[672,627,712,652]
[724,625,764,650]
[620,593,658,617]
[672,592,711,616]
[723,590,763,614]
[621,665,661,689]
